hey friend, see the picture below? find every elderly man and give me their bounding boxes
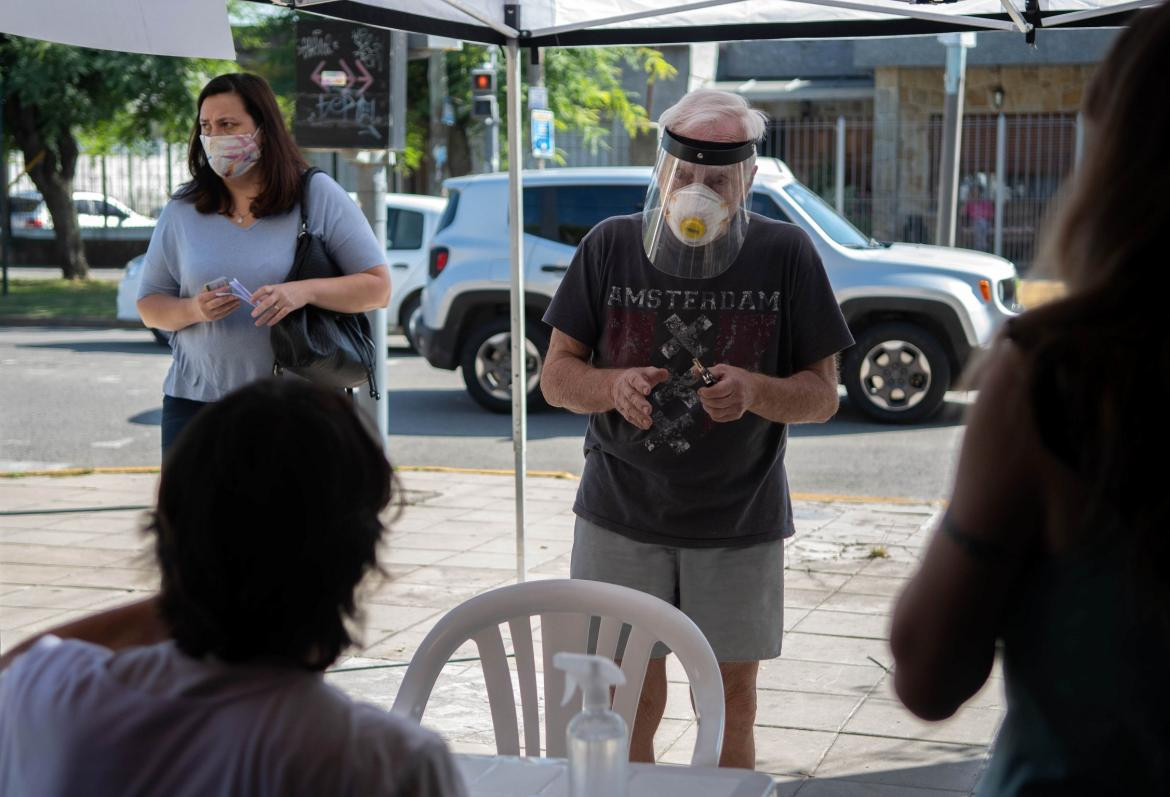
[540,89,854,769]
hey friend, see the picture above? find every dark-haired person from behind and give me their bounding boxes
[891,4,1170,794]
[137,72,390,453]
[0,379,466,796]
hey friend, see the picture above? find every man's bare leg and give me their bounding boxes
[718,661,759,769]
[629,657,668,762]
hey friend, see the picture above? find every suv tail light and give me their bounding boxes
[25,218,43,228]
[428,246,449,279]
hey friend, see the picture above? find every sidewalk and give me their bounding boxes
[0,469,1001,795]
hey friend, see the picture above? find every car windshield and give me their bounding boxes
[9,197,41,213]
[783,182,873,248]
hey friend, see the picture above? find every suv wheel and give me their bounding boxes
[399,293,422,353]
[460,318,550,413]
[842,322,950,424]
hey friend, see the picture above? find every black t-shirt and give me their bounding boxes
[544,212,854,548]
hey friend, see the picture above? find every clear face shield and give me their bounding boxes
[642,129,756,280]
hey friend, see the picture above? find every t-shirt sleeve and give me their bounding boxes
[542,219,610,348]
[308,172,388,277]
[137,201,183,300]
[788,229,854,372]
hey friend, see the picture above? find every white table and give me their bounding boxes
[455,754,777,797]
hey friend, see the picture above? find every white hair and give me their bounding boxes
[657,89,768,142]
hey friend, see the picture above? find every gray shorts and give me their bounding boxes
[570,516,784,662]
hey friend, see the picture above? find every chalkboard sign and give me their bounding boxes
[294,19,390,149]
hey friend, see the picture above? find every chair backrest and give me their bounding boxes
[390,578,725,767]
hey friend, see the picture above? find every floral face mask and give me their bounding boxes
[199,129,261,179]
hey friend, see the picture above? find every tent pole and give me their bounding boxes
[505,36,528,583]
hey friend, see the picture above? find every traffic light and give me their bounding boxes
[471,95,498,121]
[470,67,497,120]
[471,68,495,97]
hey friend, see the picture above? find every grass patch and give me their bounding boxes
[867,545,891,560]
[0,278,118,320]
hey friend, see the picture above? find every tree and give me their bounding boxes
[0,38,220,279]
[424,44,675,183]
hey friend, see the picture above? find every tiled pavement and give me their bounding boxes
[0,469,1002,795]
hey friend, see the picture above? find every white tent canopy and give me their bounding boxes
[268,0,1151,45]
[0,0,1148,56]
[0,0,236,59]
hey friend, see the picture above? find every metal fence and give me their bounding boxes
[760,117,875,237]
[5,142,189,219]
[759,113,1081,270]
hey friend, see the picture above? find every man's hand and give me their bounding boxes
[612,366,670,430]
[194,288,240,322]
[698,364,757,422]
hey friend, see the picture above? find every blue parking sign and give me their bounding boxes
[531,109,555,160]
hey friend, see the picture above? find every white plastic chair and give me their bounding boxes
[390,578,725,767]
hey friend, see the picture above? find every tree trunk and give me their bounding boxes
[448,123,472,178]
[5,93,88,279]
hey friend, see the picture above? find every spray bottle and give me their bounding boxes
[553,652,629,797]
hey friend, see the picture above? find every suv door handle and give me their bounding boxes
[541,264,569,273]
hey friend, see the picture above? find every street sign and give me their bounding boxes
[294,19,391,149]
[531,108,555,160]
[528,86,548,110]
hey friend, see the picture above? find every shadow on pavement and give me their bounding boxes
[789,396,968,438]
[389,387,966,440]
[128,408,163,426]
[388,389,587,441]
[775,756,986,795]
[21,338,170,356]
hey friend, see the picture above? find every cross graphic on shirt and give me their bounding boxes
[660,314,712,361]
[645,313,714,454]
[643,407,695,454]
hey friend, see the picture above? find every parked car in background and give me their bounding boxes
[116,193,445,349]
[9,191,155,239]
[116,254,170,347]
[383,193,447,349]
[414,159,1022,423]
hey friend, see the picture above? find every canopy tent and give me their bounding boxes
[0,0,236,59]
[264,0,1151,44]
[1,0,1155,582]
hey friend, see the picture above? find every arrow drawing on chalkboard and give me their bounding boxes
[311,60,327,89]
[354,59,374,96]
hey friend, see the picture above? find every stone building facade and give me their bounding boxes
[713,29,1116,261]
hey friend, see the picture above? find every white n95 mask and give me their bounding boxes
[641,127,755,279]
[200,130,261,179]
[664,183,732,247]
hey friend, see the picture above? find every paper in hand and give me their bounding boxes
[226,278,255,307]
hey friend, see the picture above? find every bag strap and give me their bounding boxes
[298,167,323,234]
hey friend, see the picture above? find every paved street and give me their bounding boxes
[0,326,970,500]
[0,469,1000,795]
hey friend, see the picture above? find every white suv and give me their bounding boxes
[415,160,1021,423]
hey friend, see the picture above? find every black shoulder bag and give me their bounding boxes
[271,168,380,398]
